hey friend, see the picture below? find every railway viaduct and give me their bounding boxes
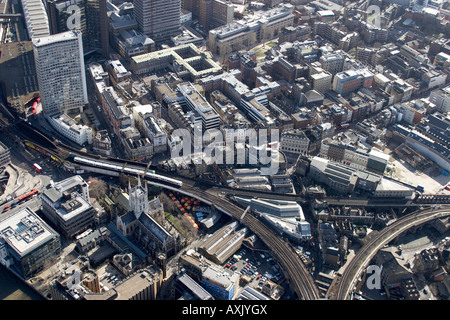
[12,120,321,300]
[13,120,450,300]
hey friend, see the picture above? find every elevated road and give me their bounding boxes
[330,205,450,300]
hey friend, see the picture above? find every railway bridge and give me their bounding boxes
[11,121,321,299]
[329,205,450,300]
[14,120,450,300]
[71,156,322,300]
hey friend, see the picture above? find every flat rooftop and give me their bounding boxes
[113,267,160,299]
[54,175,87,194]
[0,207,58,257]
[132,43,221,78]
[203,264,240,289]
[32,30,78,48]
[178,82,219,120]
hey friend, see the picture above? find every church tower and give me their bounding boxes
[128,177,149,220]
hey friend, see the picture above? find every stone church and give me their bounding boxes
[116,177,180,259]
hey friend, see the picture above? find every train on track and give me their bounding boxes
[72,156,183,188]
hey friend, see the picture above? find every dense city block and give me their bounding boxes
[1,0,450,302]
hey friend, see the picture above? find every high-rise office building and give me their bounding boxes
[183,0,234,32]
[134,0,181,43]
[46,0,110,56]
[32,30,88,116]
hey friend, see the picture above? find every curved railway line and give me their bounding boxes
[242,213,320,300]
[11,121,321,300]
[11,120,449,300]
[333,205,450,300]
[188,186,321,300]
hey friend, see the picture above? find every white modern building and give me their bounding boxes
[308,156,415,197]
[48,113,93,145]
[41,176,94,238]
[32,30,88,116]
[143,116,167,154]
[178,82,221,132]
[422,69,447,90]
[429,86,450,113]
[0,207,61,278]
[233,196,311,242]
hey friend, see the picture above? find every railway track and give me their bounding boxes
[11,118,450,301]
[187,186,321,300]
[242,213,321,300]
[333,205,450,300]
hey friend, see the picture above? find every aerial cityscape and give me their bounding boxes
[1,0,450,304]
